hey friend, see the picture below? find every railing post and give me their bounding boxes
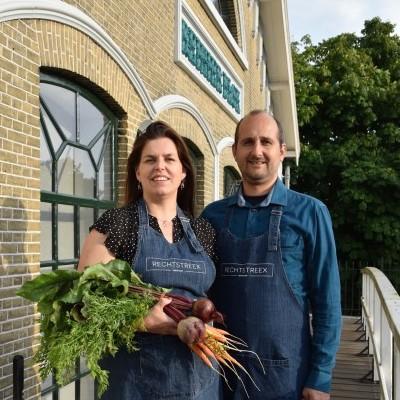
[394,340,400,400]
[13,355,24,400]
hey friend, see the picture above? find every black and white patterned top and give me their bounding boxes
[90,203,217,264]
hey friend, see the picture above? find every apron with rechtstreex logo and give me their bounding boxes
[212,204,311,400]
[100,198,220,400]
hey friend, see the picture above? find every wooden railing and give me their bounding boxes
[361,267,400,400]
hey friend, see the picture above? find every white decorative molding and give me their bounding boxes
[0,0,157,118]
[175,0,244,121]
[256,31,263,66]
[199,0,248,70]
[217,137,234,154]
[214,136,235,200]
[260,60,266,92]
[252,0,259,38]
[153,95,217,156]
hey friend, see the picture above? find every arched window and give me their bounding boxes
[39,72,118,399]
[184,139,204,217]
[224,166,241,197]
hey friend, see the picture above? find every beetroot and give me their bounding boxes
[177,316,206,345]
[192,298,225,325]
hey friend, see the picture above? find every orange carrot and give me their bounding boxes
[190,344,213,368]
[197,342,218,361]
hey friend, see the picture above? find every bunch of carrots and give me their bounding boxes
[130,286,264,396]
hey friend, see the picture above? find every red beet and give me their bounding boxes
[177,316,206,345]
[192,298,225,325]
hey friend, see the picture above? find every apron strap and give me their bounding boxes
[177,207,203,253]
[268,205,283,251]
[137,198,149,227]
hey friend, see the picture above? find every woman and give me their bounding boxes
[78,121,220,399]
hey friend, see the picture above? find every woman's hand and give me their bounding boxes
[143,296,178,335]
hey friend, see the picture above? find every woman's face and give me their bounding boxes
[136,137,186,201]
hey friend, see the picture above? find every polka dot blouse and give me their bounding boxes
[90,202,217,264]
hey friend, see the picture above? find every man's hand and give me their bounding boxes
[302,387,330,400]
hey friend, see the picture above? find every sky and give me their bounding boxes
[287,0,400,44]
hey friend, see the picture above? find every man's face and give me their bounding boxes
[232,113,286,192]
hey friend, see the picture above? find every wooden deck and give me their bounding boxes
[331,316,380,399]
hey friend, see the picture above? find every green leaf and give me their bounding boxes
[79,264,129,296]
[17,269,81,302]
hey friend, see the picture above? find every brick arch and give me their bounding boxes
[34,21,153,202]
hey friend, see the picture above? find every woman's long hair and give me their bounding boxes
[125,121,195,216]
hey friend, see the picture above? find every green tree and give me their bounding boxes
[291,18,400,263]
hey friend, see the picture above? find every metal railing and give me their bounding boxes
[340,260,400,316]
[361,267,400,400]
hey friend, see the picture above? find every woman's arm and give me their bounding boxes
[78,229,177,335]
[77,229,115,272]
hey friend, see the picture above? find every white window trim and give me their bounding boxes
[252,0,259,39]
[256,30,263,66]
[214,137,235,200]
[175,0,244,121]
[200,0,248,70]
[260,57,266,92]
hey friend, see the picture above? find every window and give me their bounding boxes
[211,0,239,42]
[184,139,204,217]
[224,166,241,197]
[40,73,118,399]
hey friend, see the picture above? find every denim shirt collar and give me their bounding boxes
[227,178,288,208]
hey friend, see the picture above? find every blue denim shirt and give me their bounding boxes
[201,178,342,392]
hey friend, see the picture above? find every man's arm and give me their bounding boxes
[305,203,342,393]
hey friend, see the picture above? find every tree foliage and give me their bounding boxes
[290,18,400,263]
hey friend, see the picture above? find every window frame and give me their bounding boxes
[39,72,119,399]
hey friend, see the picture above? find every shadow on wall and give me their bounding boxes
[0,197,40,399]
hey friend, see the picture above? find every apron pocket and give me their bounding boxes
[231,353,296,400]
[137,334,216,399]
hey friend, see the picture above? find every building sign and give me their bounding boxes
[175,0,243,120]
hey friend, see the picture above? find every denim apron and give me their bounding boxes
[100,199,219,400]
[212,205,311,400]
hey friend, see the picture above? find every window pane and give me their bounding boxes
[41,373,52,391]
[58,204,74,260]
[80,207,94,252]
[41,83,76,140]
[40,202,52,261]
[41,107,63,154]
[80,357,89,373]
[98,137,112,200]
[80,374,95,400]
[57,146,74,195]
[40,127,52,191]
[58,146,95,198]
[41,394,52,400]
[58,264,75,271]
[91,134,107,166]
[224,167,241,197]
[74,148,95,198]
[59,381,75,400]
[79,94,108,145]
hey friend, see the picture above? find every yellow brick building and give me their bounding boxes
[0,0,299,398]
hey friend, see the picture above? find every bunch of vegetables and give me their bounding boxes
[17,259,262,396]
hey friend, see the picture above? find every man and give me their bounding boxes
[202,110,341,400]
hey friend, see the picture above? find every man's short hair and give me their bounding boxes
[234,110,285,145]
